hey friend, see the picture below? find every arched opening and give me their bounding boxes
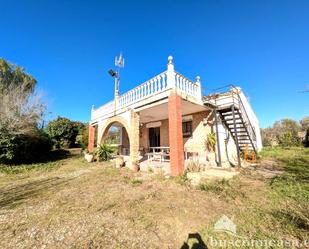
[101,121,130,156]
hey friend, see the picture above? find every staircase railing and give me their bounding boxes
[203,85,257,151]
[233,89,257,151]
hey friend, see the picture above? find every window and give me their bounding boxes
[182,121,192,138]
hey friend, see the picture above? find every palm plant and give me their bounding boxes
[206,132,216,152]
[95,143,115,161]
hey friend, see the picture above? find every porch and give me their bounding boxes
[101,95,215,175]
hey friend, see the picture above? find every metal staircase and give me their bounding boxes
[218,106,257,152]
[203,85,257,165]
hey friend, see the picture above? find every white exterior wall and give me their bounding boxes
[238,91,263,151]
[217,120,239,167]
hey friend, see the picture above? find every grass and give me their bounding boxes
[198,178,246,201]
[123,176,143,185]
[0,147,308,248]
[0,149,75,174]
[0,161,63,174]
[190,147,309,248]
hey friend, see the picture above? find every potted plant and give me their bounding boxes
[84,150,94,163]
[132,160,140,172]
[115,155,125,168]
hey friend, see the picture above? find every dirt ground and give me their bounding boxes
[0,150,299,248]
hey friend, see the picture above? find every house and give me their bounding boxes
[88,56,262,176]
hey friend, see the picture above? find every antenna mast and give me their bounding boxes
[114,52,125,96]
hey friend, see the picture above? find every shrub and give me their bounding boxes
[278,132,301,147]
[0,128,52,164]
[186,160,203,172]
[261,118,302,147]
[79,125,88,149]
[95,143,115,161]
[0,58,51,165]
[176,170,189,185]
[205,132,216,151]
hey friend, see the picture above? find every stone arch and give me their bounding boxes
[99,117,131,154]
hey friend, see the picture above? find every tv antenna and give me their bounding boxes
[108,52,125,97]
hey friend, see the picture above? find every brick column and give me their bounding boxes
[130,111,140,165]
[168,91,184,176]
[88,125,95,153]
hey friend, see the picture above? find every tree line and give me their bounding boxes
[261,117,309,147]
[0,58,88,164]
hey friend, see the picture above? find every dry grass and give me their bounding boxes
[0,148,308,248]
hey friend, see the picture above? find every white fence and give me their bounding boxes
[118,71,169,108]
[91,58,202,121]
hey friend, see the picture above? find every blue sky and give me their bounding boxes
[1,0,308,128]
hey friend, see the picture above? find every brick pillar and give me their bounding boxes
[88,125,95,153]
[130,111,140,165]
[168,91,184,176]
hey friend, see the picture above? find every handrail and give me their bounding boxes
[203,85,257,151]
[231,89,257,151]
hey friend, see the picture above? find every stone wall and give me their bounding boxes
[129,110,140,164]
[183,111,212,154]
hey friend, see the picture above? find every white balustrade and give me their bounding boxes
[117,71,168,109]
[91,69,202,121]
[174,72,201,99]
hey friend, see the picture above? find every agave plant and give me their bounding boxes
[206,132,216,152]
[95,143,115,161]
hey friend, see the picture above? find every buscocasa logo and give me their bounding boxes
[214,215,237,236]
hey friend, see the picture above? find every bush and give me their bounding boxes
[0,58,51,165]
[95,143,115,161]
[261,118,302,147]
[47,117,79,149]
[79,125,88,149]
[205,132,216,151]
[278,132,301,147]
[0,129,52,164]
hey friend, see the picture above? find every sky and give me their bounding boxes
[1,0,308,128]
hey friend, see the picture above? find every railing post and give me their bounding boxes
[166,56,176,89]
[232,105,242,167]
[195,76,202,100]
[214,108,222,167]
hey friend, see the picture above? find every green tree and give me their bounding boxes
[261,119,303,147]
[0,58,50,164]
[0,58,36,94]
[47,117,80,148]
[273,119,301,147]
[79,125,89,149]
